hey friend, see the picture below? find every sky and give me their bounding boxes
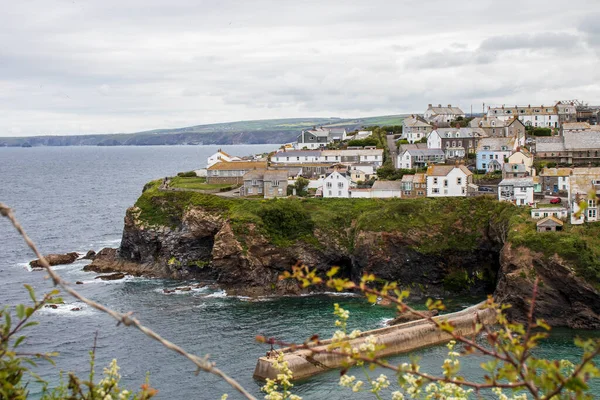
[1,0,599,137]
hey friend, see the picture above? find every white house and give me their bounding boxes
[295,127,347,149]
[568,167,600,225]
[424,104,465,125]
[207,149,242,168]
[271,150,322,164]
[498,178,534,206]
[398,148,445,169]
[323,171,351,198]
[427,128,485,158]
[530,207,568,220]
[426,164,472,197]
[487,105,559,128]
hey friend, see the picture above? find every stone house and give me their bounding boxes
[207,161,268,184]
[507,148,534,174]
[426,164,472,197]
[423,104,465,125]
[427,127,486,159]
[469,116,507,137]
[242,169,289,198]
[568,167,600,224]
[400,173,427,198]
[402,115,433,143]
[502,163,529,179]
[538,167,572,194]
[536,216,564,232]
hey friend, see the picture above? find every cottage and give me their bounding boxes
[398,147,445,169]
[507,147,534,174]
[401,115,433,143]
[206,149,242,168]
[469,116,506,137]
[538,167,572,194]
[568,167,600,224]
[295,127,347,150]
[323,170,352,198]
[555,101,578,124]
[424,104,465,125]
[476,137,519,172]
[400,173,427,198]
[370,181,402,198]
[502,163,529,179]
[536,216,564,232]
[242,169,289,198]
[487,105,559,128]
[206,161,268,184]
[271,150,321,164]
[426,164,472,197]
[498,177,534,206]
[530,207,568,220]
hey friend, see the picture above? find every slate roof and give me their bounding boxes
[488,106,558,116]
[372,181,403,190]
[535,137,566,152]
[540,168,573,177]
[476,137,515,152]
[426,164,472,177]
[427,105,465,115]
[502,163,527,173]
[435,127,486,138]
[498,177,534,187]
[470,117,506,129]
[208,161,268,170]
[537,216,564,227]
[402,148,445,157]
[562,122,591,130]
[403,115,432,128]
[564,132,600,149]
[273,150,321,158]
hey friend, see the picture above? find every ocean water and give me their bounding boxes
[1,145,598,399]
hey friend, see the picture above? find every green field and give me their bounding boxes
[170,176,234,191]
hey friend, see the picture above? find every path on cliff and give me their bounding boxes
[386,133,398,168]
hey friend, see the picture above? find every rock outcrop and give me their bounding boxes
[494,243,600,329]
[30,252,79,269]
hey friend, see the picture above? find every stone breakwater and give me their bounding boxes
[253,302,496,381]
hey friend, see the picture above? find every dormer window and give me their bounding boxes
[506,110,512,114]
[501,146,508,151]
[483,146,490,150]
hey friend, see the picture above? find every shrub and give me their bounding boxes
[257,199,314,242]
[347,137,379,147]
[532,127,552,136]
[177,171,197,177]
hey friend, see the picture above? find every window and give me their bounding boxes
[457,177,462,185]
[444,180,448,187]
[286,157,289,161]
[328,190,332,196]
[482,154,487,160]
[272,180,280,187]
[326,182,332,188]
[433,178,438,184]
[258,187,263,193]
[247,188,253,194]
[338,190,342,196]
[338,182,344,188]
[432,188,440,194]
[252,179,258,186]
[482,163,487,169]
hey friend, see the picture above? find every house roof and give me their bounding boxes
[372,181,403,190]
[273,150,321,158]
[562,122,591,130]
[426,164,472,177]
[470,117,506,129]
[563,132,600,150]
[476,137,515,152]
[535,137,566,152]
[402,148,445,157]
[403,115,432,128]
[488,105,558,116]
[502,163,527,173]
[434,127,486,138]
[322,149,383,156]
[540,167,573,177]
[427,105,465,115]
[537,216,564,227]
[499,177,534,187]
[208,161,268,170]
[570,167,600,195]
[263,170,289,180]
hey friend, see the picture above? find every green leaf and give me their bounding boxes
[15,304,25,320]
[24,284,36,303]
[14,335,26,348]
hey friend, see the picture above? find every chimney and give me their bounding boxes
[454,159,460,168]
[448,104,452,108]
[428,104,432,108]
[438,104,442,108]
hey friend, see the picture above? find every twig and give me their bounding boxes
[0,202,256,400]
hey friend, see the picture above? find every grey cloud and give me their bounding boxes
[479,32,582,52]
[408,49,495,70]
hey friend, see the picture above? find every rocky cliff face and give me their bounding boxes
[87,204,502,297]
[494,243,600,329]
[84,201,600,328]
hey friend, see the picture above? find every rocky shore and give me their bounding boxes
[78,184,600,329]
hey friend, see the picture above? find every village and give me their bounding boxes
[181,100,600,233]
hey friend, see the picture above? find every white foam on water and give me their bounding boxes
[17,262,33,272]
[203,289,228,298]
[155,285,209,295]
[380,317,393,327]
[39,302,95,317]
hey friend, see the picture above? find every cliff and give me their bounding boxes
[85,180,600,328]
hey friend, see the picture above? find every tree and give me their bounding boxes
[294,177,309,195]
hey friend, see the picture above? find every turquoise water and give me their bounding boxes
[1,146,598,399]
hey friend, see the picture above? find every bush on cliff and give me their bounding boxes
[257,199,314,244]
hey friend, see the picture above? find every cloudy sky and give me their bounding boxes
[1,0,599,137]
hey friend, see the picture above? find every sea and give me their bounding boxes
[1,145,599,399]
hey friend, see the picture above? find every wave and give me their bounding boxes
[38,302,95,317]
[155,285,209,295]
[203,290,228,298]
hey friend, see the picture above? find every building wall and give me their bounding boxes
[207,175,245,185]
[530,208,568,220]
[371,189,401,198]
[323,172,350,198]
[426,169,469,197]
